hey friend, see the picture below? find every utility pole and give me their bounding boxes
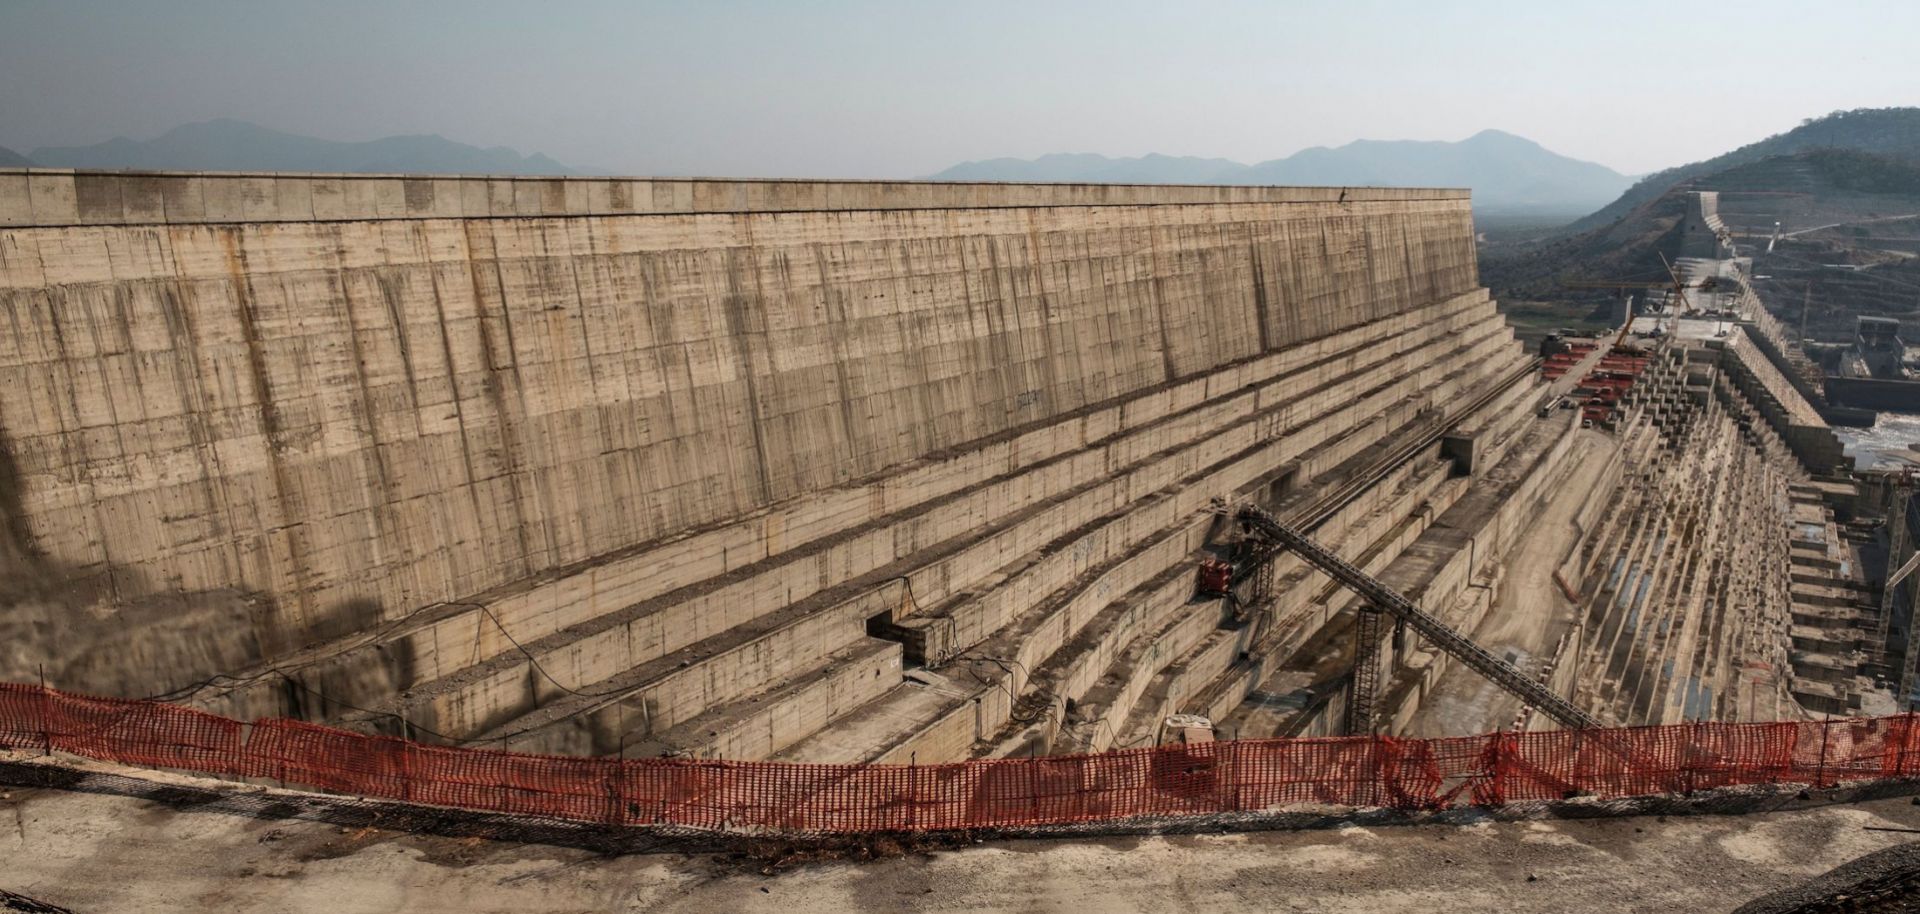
[1801,281,1814,342]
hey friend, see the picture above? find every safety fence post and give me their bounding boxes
[1027,753,1039,826]
[1816,716,1832,788]
[37,668,51,758]
[1229,740,1244,813]
[907,752,919,833]
[1569,727,1585,796]
[1898,713,1920,778]
[399,737,414,804]
[605,758,624,828]
[1682,725,1698,796]
[1374,733,1390,810]
[1484,732,1505,806]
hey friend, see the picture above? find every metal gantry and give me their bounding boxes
[1235,503,1603,731]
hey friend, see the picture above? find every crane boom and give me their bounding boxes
[1233,503,1602,730]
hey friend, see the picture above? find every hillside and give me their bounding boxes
[1565,107,1920,233]
[29,119,577,175]
[1482,148,1920,308]
[1242,130,1631,213]
[930,129,1634,214]
[0,146,31,167]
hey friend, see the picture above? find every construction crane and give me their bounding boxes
[1656,252,1698,315]
[1229,502,1603,732]
[1559,272,1713,303]
[1562,258,1704,349]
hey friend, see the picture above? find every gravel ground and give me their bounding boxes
[1735,841,1920,913]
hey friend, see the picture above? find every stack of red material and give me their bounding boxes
[1540,341,1599,382]
[1574,348,1651,425]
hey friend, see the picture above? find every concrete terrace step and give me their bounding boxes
[983,549,1216,756]
[1184,442,1463,698]
[812,403,1475,766]
[1053,564,1233,754]
[867,309,1528,764]
[1116,623,1256,749]
[771,677,976,765]
[487,320,1489,756]
[622,637,903,761]
[927,314,1524,757]
[1190,455,1470,730]
[1214,426,1544,738]
[898,315,1519,670]
[339,294,1514,744]
[192,288,1501,723]
[948,320,1522,760]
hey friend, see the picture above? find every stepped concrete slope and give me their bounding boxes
[0,167,1553,763]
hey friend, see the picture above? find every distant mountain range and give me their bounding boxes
[931,152,1246,186]
[22,119,578,175]
[1565,107,1920,233]
[929,130,1636,215]
[0,146,31,167]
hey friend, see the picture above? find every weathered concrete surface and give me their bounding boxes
[5,759,1920,913]
[0,171,1478,703]
[1402,428,1617,737]
[0,169,1463,227]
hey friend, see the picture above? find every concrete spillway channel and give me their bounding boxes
[0,169,1866,773]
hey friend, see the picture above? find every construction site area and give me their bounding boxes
[2,168,1918,910]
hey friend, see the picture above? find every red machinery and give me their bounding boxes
[1194,559,1234,598]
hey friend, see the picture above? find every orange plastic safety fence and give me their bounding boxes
[6,684,1920,835]
[1,683,245,776]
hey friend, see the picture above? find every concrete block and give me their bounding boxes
[584,180,612,216]
[458,178,490,218]
[402,179,435,215]
[273,178,315,221]
[73,174,126,225]
[237,177,277,221]
[27,172,78,224]
[201,175,244,222]
[512,180,541,215]
[121,176,165,222]
[561,180,588,214]
[487,179,515,215]
[307,177,346,220]
[370,179,406,218]
[0,173,32,226]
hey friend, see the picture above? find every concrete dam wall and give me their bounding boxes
[1,169,1518,763]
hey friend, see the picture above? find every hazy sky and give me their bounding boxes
[3,0,1916,178]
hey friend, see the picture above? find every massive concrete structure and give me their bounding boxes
[0,167,1855,767]
[0,169,1508,754]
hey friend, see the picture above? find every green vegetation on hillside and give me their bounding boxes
[1805,149,1920,196]
[1566,107,1920,233]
